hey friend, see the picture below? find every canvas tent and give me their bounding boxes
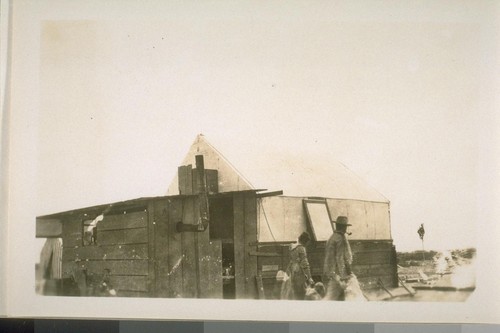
[167,135,396,292]
[168,134,392,243]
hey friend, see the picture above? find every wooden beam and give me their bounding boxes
[256,190,283,198]
[36,219,62,238]
[398,276,416,296]
[377,278,394,298]
[256,275,265,299]
[248,251,281,257]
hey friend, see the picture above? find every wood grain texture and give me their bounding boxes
[182,197,197,298]
[97,211,147,231]
[206,239,223,298]
[244,193,258,298]
[36,219,62,237]
[64,243,148,261]
[167,198,184,297]
[233,193,246,299]
[147,201,155,297]
[97,228,148,245]
[154,199,170,297]
[63,259,149,276]
[110,275,148,292]
[178,165,193,195]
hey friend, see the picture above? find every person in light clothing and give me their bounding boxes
[323,216,353,300]
[282,232,315,300]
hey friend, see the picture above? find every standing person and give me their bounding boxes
[282,232,315,300]
[323,216,353,300]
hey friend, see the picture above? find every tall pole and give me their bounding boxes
[418,224,425,262]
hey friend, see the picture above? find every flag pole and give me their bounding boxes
[418,224,426,262]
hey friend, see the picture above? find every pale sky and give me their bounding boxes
[34,2,498,252]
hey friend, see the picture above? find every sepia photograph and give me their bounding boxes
[4,0,499,323]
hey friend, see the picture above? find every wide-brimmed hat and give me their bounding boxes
[332,216,351,226]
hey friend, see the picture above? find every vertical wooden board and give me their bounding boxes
[62,218,81,243]
[196,198,212,298]
[233,193,246,299]
[206,239,223,299]
[206,169,218,194]
[154,199,170,296]
[110,275,149,292]
[146,202,154,296]
[178,165,193,195]
[181,197,197,298]
[244,193,258,299]
[168,198,184,297]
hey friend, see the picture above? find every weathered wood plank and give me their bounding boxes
[168,198,184,297]
[233,193,245,299]
[353,250,393,265]
[244,193,258,299]
[97,228,148,245]
[206,239,223,299]
[64,244,148,261]
[110,275,148,292]
[63,232,83,248]
[352,264,394,278]
[97,210,147,231]
[147,201,155,297]
[154,199,170,297]
[350,240,394,252]
[62,219,80,235]
[181,197,197,298]
[178,165,193,195]
[249,251,281,257]
[196,197,214,298]
[206,169,218,194]
[63,259,149,276]
[191,169,218,194]
[256,275,265,299]
[36,219,62,238]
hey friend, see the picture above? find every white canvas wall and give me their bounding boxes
[257,196,391,242]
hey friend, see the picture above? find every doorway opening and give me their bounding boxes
[209,197,235,299]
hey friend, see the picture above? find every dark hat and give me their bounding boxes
[333,216,351,226]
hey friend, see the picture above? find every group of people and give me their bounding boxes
[281,216,357,301]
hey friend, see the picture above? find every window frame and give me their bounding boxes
[303,198,335,242]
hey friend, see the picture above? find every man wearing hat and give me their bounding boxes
[323,216,353,300]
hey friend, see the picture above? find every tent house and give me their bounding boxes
[36,135,397,299]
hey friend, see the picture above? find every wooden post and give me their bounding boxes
[196,155,209,230]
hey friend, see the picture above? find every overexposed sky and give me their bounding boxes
[34,2,498,252]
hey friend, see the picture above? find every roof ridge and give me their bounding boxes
[196,134,256,189]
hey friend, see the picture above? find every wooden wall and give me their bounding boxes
[255,240,398,299]
[60,196,223,299]
[233,192,258,299]
[152,196,222,299]
[61,208,150,297]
